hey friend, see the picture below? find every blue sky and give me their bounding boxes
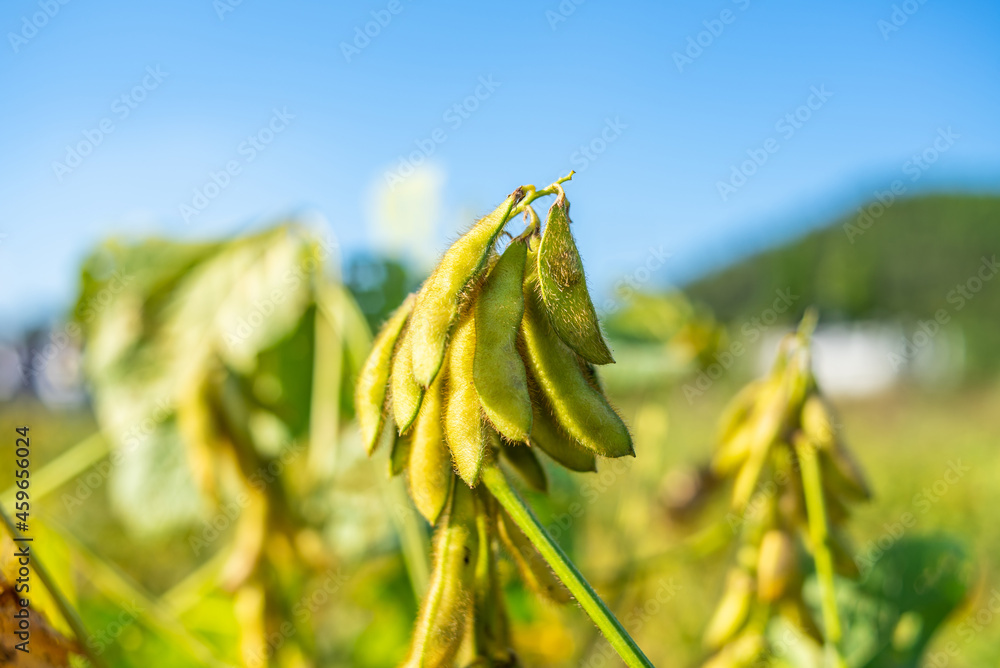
[1,0,998,329]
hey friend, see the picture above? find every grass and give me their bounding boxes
[2,373,998,666]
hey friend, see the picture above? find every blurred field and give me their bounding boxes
[3,355,997,667]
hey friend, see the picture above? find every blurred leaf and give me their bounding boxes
[798,534,973,668]
[109,420,205,535]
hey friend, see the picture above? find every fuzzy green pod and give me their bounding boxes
[409,190,523,388]
[520,279,633,458]
[402,481,479,667]
[356,295,414,453]
[496,507,570,604]
[390,432,412,477]
[500,443,548,493]
[444,311,488,486]
[472,494,516,665]
[474,239,532,443]
[527,398,597,472]
[408,369,455,524]
[391,327,425,433]
[536,195,614,365]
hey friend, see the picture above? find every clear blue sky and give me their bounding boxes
[1,0,998,329]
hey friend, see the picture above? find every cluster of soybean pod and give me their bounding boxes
[702,316,871,668]
[355,174,637,667]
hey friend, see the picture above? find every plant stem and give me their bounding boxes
[308,280,343,481]
[0,505,107,668]
[1,432,107,507]
[481,464,654,668]
[508,171,575,220]
[41,512,233,668]
[796,441,842,644]
[382,472,431,598]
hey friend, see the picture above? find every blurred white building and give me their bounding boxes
[758,321,965,397]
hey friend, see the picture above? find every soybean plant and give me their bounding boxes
[356,174,652,668]
[702,313,869,668]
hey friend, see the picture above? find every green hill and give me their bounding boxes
[685,193,1000,375]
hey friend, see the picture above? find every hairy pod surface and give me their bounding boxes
[403,482,479,668]
[356,295,414,453]
[703,569,755,650]
[497,507,571,604]
[474,239,533,442]
[500,443,548,493]
[536,196,614,365]
[444,311,488,486]
[521,280,633,458]
[391,327,425,433]
[409,191,522,388]
[472,495,515,664]
[525,390,597,472]
[409,369,454,524]
[390,432,412,477]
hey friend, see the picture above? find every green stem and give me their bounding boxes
[0,505,107,668]
[508,171,575,220]
[1,432,108,507]
[796,441,842,644]
[308,280,343,481]
[382,472,430,598]
[481,464,653,668]
[41,513,232,668]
